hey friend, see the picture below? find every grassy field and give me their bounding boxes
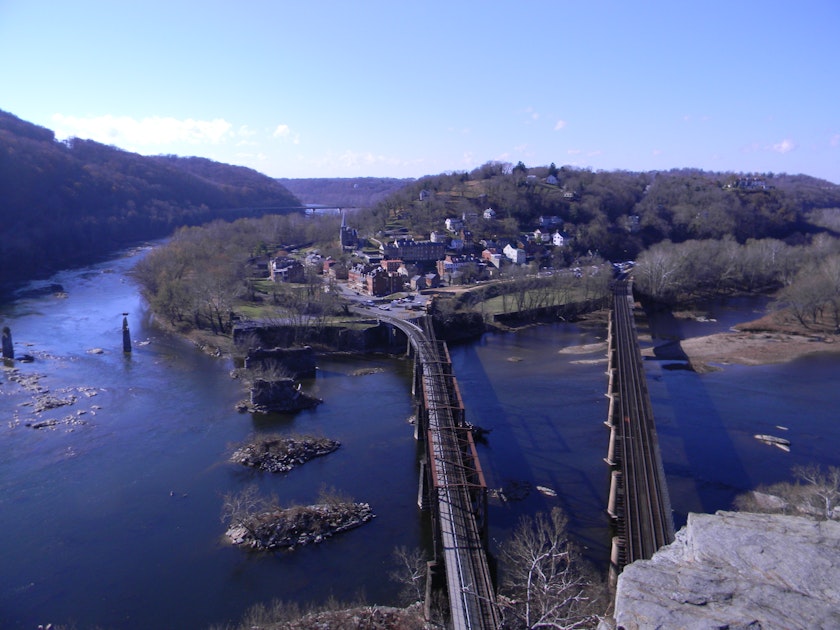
[475,285,594,317]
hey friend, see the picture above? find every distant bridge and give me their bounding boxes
[605,280,674,582]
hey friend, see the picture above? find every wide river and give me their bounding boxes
[1,247,839,629]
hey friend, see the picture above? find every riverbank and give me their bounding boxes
[640,307,840,371]
[169,294,840,374]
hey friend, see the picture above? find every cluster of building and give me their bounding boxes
[268,209,573,298]
[724,176,771,191]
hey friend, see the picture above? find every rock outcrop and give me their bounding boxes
[226,501,375,550]
[612,511,840,630]
[230,434,340,473]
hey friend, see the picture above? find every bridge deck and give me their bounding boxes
[608,281,674,571]
[386,316,499,630]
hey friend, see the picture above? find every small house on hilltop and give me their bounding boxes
[445,217,464,233]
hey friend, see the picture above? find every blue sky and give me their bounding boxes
[1,1,838,182]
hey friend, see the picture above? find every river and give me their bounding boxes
[1,248,838,629]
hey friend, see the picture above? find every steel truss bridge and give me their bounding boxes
[382,315,500,630]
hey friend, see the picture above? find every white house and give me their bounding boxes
[503,243,526,265]
[483,207,496,220]
[445,217,464,232]
[552,231,566,247]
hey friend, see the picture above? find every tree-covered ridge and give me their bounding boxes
[0,109,301,291]
[359,162,840,262]
[277,177,413,208]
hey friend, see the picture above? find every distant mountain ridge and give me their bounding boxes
[0,109,301,292]
[277,177,412,208]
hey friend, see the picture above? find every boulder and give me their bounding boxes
[613,511,840,630]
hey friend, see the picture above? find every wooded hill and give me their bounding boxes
[357,162,840,263]
[277,177,412,208]
[0,109,301,292]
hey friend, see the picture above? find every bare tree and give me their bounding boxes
[498,508,604,629]
[793,464,840,520]
[220,485,279,539]
[389,546,428,605]
[735,464,840,521]
[633,241,682,302]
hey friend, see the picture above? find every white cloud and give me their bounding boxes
[522,106,539,123]
[308,149,418,173]
[771,138,796,154]
[51,114,233,147]
[273,123,300,145]
[554,119,567,131]
[830,133,840,148]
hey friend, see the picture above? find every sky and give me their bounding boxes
[1,1,838,183]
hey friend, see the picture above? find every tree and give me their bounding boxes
[633,241,682,302]
[776,270,828,327]
[498,508,604,629]
[735,464,840,521]
[792,464,840,520]
[389,546,428,605]
[220,485,280,540]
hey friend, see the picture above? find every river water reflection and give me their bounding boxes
[1,249,839,628]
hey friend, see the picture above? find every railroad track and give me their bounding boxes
[385,315,500,629]
[609,280,674,568]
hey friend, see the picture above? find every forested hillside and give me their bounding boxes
[0,110,301,291]
[359,161,840,262]
[277,177,412,208]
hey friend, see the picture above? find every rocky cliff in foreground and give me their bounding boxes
[612,511,840,630]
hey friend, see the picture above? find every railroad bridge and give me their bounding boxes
[604,280,675,583]
[378,280,675,620]
[380,314,500,630]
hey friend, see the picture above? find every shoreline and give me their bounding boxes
[162,297,840,372]
[640,308,840,370]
